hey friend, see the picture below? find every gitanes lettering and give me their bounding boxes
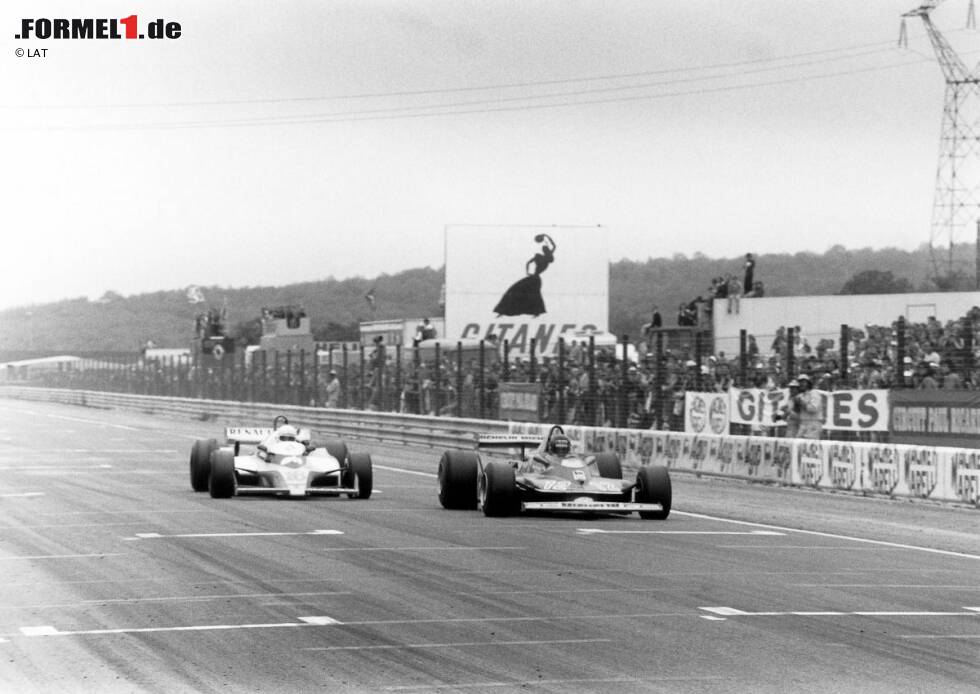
[461,322,597,354]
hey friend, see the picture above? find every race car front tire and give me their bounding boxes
[209,449,237,499]
[190,438,217,492]
[323,440,350,465]
[636,465,671,520]
[348,453,373,499]
[437,450,479,510]
[594,452,623,480]
[481,461,518,517]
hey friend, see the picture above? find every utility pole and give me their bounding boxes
[901,0,980,287]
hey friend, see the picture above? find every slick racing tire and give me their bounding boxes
[594,452,623,480]
[323,440,350,466]
[348,453,373,499]
[209,449,237,499]
[189,438,217,492]
[324,440,353,488]
[636,465,671,520]
[480,461,518,517]
[437,450,479,510]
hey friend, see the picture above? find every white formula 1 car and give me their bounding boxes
[189,415,372,499]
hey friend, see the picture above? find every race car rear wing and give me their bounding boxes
[476,434,543,459]
[476,434,543,448]
[225,427,274,444]
[225,427,312,444]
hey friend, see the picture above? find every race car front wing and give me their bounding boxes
[522,499,663,512]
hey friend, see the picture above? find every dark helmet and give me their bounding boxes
[549,434,571,456]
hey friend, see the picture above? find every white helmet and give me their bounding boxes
[277,425,298,442]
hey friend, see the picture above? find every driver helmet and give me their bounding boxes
[548,434,571,456]
[277,425,298,442]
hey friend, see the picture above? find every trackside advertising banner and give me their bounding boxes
[700,388,889,433]
[497,382,542,422]
[506,422,976,505]
[444,226,608,358]
[890,390,980,447]
[684,392,729,435]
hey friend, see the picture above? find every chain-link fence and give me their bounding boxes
[14,312,980,433]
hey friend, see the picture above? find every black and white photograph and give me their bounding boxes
[1,2,979,692]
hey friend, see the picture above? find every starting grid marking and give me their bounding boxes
[17,615,341,638]
[11,607,980,641]
[699,606,980,620]
[577,529,785,536]
[129,529,345,540]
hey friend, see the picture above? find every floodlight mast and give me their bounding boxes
[901,0,980,287]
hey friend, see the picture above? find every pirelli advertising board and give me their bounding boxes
[445,225,609,358]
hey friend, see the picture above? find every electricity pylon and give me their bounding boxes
[900,0,979,287]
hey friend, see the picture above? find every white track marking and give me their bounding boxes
[718,545,906,550]
[374,465,437,478]
[700,606,980,618]
[382,675,727,690]
[898,634,980,639]
[0,553,125,561]
[38,413,139,431]
[0,492,44,498]
[299,616,340,625]
[3,522,192,530]
[312,546,527,552]
[303,638,612,651]
[130,529,344,539]
[63,449,176,453]
[12,614,707,639]
[794,584,980,589]
[29,509,208,516]
[700,607,748,616]
[20,627,59,636]
[0,592,353,611]
[0,464,112,470]
[673,510,980,561]
[578,529,784,536]
[17,616,341,637]
[334,612,689,626]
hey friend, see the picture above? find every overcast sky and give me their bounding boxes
[1,1,976,310]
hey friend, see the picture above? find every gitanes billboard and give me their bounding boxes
[445,225,609,357]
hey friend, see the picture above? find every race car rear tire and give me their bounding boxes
[594,452,623,480]
[190,438,217,492]
[209,449,237,499]
[636,465,671,520]
[481,461,518,517]
[348,453,373,499]
[437,450,479,510]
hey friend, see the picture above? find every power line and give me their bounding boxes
[3,37,921,111]
[23,55,931,132]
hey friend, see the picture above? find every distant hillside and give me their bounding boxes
[0,243,969,353]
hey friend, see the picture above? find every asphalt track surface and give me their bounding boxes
[0,397,977,694]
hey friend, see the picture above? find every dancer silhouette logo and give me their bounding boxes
[494,233,556,318]
[444,225,609,359]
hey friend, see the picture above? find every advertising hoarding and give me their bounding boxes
[445,225,608,358]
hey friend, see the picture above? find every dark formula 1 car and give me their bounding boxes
[437,425,671,518]
[188,415,372,499]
